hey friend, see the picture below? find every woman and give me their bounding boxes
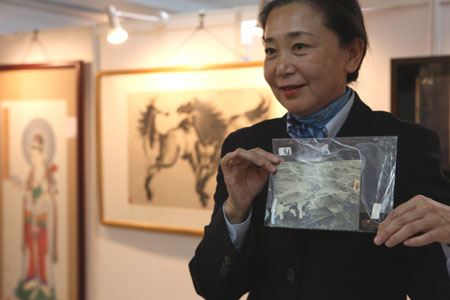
[189,0,450,299]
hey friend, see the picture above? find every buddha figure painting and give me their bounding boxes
[12,118,58,300]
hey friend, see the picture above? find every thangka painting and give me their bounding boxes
[0,61,83,300]
[1,101,68,300]
[127,88,272,210]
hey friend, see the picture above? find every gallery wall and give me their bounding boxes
[0,2,449,300]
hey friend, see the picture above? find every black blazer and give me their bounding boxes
[189,95,450,300]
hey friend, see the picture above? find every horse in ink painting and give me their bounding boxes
[138,97,270,207]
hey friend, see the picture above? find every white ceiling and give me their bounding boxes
[0,0,262,34]
[0,0,432,34]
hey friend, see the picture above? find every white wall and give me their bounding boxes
[0,27,93,64]
[356,4,430,111]
[0,2,449,300]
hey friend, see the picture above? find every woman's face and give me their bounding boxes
[263,2,356,116]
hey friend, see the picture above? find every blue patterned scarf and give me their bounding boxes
[287,88,353,138]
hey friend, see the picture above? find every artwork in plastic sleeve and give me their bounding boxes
[267,137,397,232]
[270,160,362,231]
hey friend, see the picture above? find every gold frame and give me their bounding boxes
[96,61,274,235]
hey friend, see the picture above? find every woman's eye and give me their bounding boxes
[265,48,276,56]
[293,43,306,51]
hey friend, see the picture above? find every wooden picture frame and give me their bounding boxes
[97,62,281,235]
[391,56,450,175]
[0,62,84,300]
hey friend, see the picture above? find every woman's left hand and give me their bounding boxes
[374,195,450,247]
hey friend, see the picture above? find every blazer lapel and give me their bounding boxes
[273,115,290,138]
[264,115,290,141]
[337,93,373,137]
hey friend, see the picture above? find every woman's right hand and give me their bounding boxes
[221,147,282,224]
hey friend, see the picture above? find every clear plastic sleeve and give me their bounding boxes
[265,136,397,232]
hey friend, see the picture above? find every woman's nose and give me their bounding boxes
[275,59,295,77]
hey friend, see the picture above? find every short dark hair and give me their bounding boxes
[259,0,368,83]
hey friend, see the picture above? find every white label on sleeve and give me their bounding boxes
[271,198,278,224]
[371,203,381,220]
[278,147,292,156]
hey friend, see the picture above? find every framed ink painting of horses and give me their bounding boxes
[97,62,284,234]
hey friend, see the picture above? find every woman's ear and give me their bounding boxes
[344,37,365,74]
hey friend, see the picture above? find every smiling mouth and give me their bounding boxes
[279,84,305,96]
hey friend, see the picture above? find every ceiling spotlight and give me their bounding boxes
[106,5,128,45]
[107,27,128,45]
[159,11,169,21]
[105,5,169,45]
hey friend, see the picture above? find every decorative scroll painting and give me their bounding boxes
[1,101,67,300]
[98,62,284,234]
[0,62,83,300]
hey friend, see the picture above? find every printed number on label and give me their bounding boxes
[278,147,292,155]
